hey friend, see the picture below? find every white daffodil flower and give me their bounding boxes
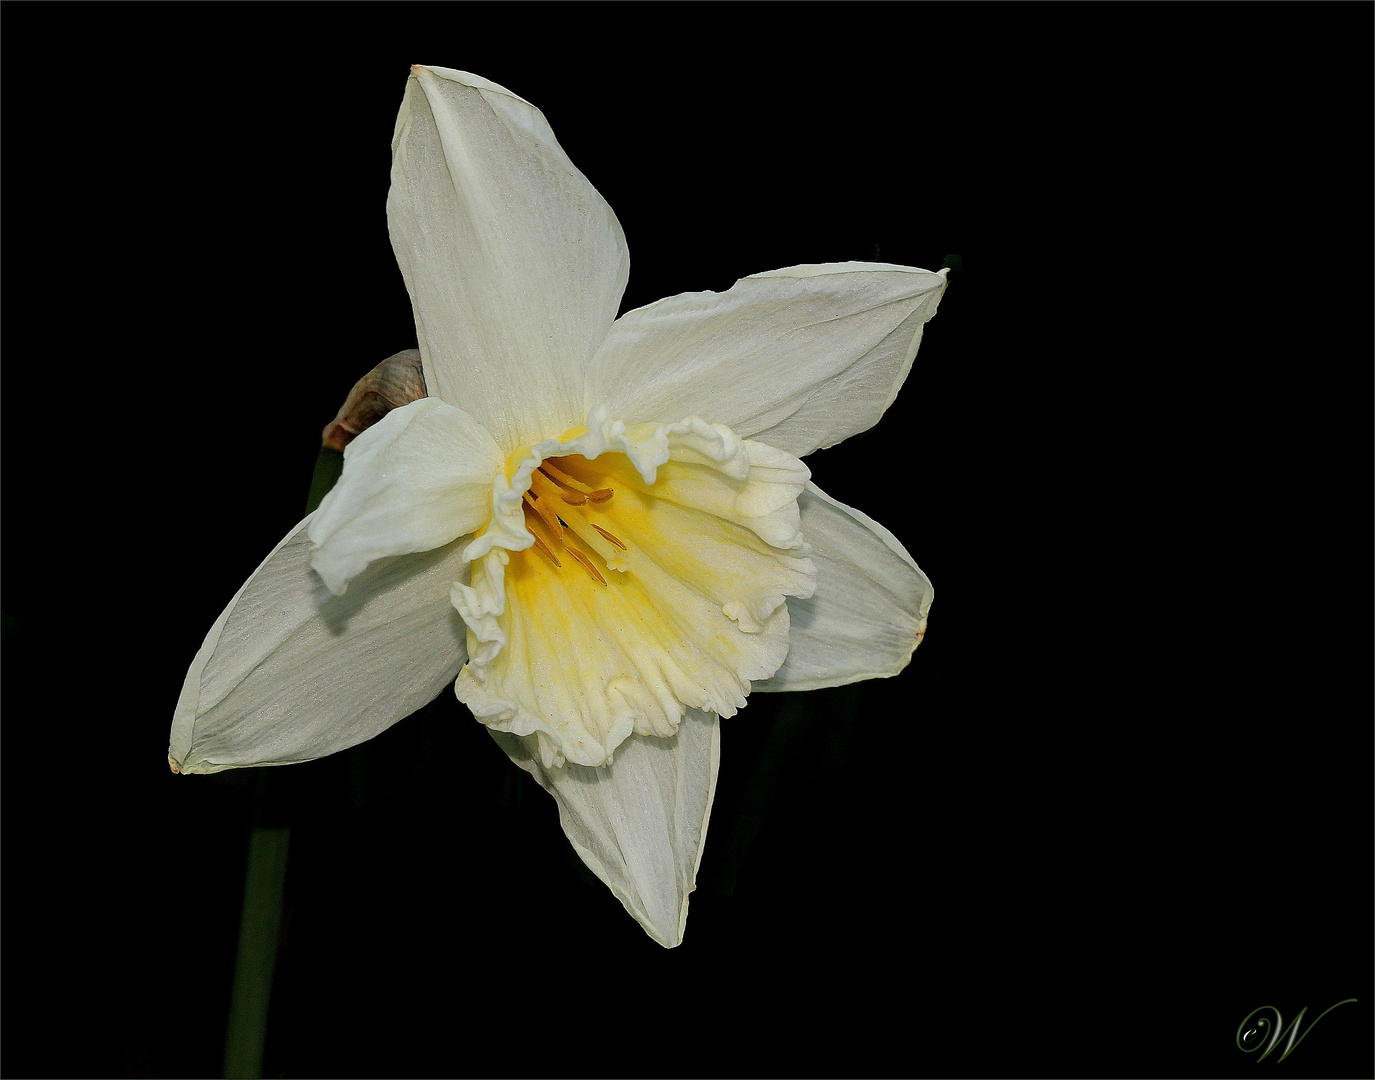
[169,66,942,947]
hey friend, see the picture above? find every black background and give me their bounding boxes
[2,6,1369,1079]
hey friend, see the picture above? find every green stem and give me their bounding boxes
[222,445,344,1078]
[223,822,289,1079]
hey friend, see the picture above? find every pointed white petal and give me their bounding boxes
[757,481,933,692]
[491,709,721,948]
[389,66,630,454]
[307,397,503,596]
[169,519,469,774]
[584,263,947,458]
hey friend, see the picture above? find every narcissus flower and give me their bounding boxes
[169,66,943,947]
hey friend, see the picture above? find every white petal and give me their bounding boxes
[389,66,630,455]
[308,397,503,596]
[169,519,470,775]
[584,263,947,458]
[756,481,933,692]
[490,709,720,948]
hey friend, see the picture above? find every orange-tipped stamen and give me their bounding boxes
[531,467,588,506]
[566,546,607,586]
[531,532,561,567]
[541,461,614,503]
[523,512,563,567]
[591,523,627,550]
[523,490,564,540]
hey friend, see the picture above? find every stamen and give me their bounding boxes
[523,512,563,567]
[531,532,562,568]
[531,468,588,508]
[523,490,564,540]
[591,523,627,550]
[522,458,622,584]
[566,546,608,586]
[540,461,613,503]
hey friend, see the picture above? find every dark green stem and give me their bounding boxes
[223,821,290,1079]
[222,444,344,1078]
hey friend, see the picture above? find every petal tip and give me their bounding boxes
[167,753,182,775]
[640,907,687,949]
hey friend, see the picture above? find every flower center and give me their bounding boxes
[451,414,817,769]
[520,456,628,586]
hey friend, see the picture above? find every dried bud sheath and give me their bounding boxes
[321,348,428,450]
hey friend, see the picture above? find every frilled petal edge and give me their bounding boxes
[755,481,933,692]
[452,407,814,768]
[583,263,947,459]
[308,397,503,596]
[489,708,720,948]
[169,517,470,774]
